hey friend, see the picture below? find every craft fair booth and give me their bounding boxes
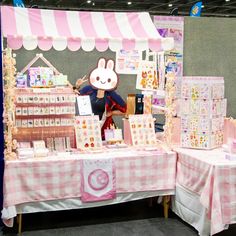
[0,6,177,234]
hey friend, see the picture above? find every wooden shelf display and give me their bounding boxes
[13,87,76,148]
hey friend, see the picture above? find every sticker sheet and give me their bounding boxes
[181,99,190,115]
[212,84,224,99]
[129,114,156,146]
[190,100,200,114]
[200,84,211,99]
[200,100,210,116]
[180,77,226,149]
[181,82,190,98]
[191,84,200,100]
[75,115,102,150]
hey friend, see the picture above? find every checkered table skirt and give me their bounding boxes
[3,148,176,208]
[175,148,236,235]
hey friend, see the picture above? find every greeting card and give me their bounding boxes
[76,96,93,116]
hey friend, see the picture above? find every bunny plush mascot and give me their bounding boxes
[77,58,127,139]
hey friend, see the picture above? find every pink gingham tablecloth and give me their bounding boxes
[3,148,176,209]
[175,147,236,235]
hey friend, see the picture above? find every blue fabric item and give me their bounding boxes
[13,0,25,7]
[0,10,4,226]
[190,2,202,17]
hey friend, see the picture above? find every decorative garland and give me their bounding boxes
[163,71,176,149]
[3,48,18,160]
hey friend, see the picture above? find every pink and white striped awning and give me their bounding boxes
[1,6,174,52]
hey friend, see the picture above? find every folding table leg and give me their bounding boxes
[163,195,170,218]
[17,214,22,235]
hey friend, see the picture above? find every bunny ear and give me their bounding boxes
[98,58,106,68]
[106,60,114,70]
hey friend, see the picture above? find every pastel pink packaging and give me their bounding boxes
[180,77,226,149]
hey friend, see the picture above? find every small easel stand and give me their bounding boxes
[3,48,18,160]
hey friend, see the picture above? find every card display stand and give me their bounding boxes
[13,87,76,148]
[180,77,227,149]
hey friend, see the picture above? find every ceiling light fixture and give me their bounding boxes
[92,2,95,6]
[127,1,132,5]
[201,5,205,8]
[87,0,91,3]
[225,0,230,2]
[168,4,173,7]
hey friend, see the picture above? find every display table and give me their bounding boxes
[173,147,236,236]
[2,147,176,232]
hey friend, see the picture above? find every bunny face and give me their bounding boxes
[89,58,119,91]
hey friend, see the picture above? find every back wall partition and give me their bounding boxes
[184,16,236,118]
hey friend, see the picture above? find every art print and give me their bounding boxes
[136,61,158,91]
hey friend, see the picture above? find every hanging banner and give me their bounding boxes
[153,16,184,59]
[80,158,116,202]
[190,2,202,17]
[13,0,25,7]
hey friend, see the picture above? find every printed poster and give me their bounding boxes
[136,60,158,91]
[154,16,184,97]
[115,49,142,74]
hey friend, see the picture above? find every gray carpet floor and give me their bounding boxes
[1,198,236,236]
